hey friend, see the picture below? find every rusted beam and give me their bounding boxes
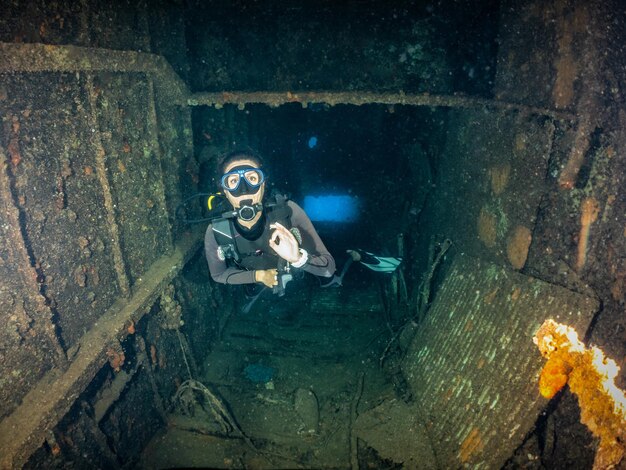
[86,75,131,298]
[146,77,174,250]
[0,158,67,365]
[0,229,202,470]
[0,42,188,104]
[0,43,576,120]
[188,91,577,121]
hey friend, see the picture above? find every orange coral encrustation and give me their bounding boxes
[534,319,626,470]
[489,163,511,195]
[106,347,125,373]
[507,225,532,270]
[478,207,497,248]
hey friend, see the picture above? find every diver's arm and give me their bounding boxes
[204,224,256,284]
[288,201,336,278]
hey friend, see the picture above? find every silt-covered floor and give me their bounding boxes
[141,277,420,469]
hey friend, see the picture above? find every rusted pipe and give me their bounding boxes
[188,91,577,121]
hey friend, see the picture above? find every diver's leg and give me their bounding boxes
[321,251,359,288]
[241,286,267,314]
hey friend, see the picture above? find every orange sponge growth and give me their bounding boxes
[534,319,626,470]
[538,356,572,399]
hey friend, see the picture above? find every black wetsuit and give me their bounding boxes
[204,200,335,285]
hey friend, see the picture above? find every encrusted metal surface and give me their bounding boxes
[0,159,67,418]
[0,231,202,470]
[402,254,598,469]
[0,42,188,104]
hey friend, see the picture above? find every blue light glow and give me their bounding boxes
[307,136,318,149]
[303,195,359,223]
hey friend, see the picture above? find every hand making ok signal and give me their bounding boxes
[268,222,300,263]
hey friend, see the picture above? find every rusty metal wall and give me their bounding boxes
[0,3,195,428]
[90,73,173,285]
[1,73,125,348]
[0,156,66,420]
[401,254,598,469]
[0,68,194,418]
[495,0,626,373]
[425,108,556,271]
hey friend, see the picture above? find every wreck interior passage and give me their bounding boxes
[192,103,441,251]
[1,1,625,469]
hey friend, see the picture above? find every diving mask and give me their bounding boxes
[220,166,265,197]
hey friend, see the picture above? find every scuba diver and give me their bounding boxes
[204,149,336,311]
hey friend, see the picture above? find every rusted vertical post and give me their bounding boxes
[85,74,131,297]
[145,77,174,249]
[0,158,67,364]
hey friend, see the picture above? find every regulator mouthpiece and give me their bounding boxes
[237,201,263,221]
